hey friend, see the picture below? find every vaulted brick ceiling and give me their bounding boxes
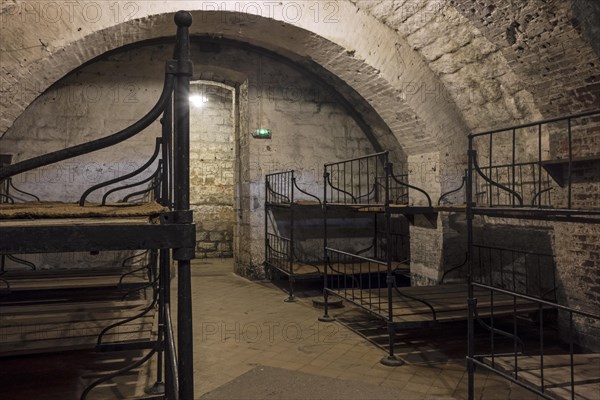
[1,0,598,157]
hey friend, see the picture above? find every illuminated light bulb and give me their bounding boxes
[189,94,207,107]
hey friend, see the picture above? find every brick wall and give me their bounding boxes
[554,222,600,351]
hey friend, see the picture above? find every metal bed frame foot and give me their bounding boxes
[318,315,335,323]
[380,355,403,367]
[284,294,298,303]
[145,382,165,395]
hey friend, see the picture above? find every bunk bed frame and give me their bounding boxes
[0,11,196,400]
[316,148,578,370]
[264,170,322,301]
[466,109,600,400]
[264,167,412,305]
[318,151,424,366]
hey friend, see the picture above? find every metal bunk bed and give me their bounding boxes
[264,170,322,301]
[0,11,196,400]
[318,151,422,366]
[317,151,553,367]
[466,109,600,400]
[264,167,412,304]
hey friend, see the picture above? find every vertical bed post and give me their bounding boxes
[381,157,403,366]
[319,165,334,322]
[148,248,165,394]
[286,171,297,302]
[264,175,269,279]
[173,11,195,400]
[149,96,174,396]
[467,135,476,400]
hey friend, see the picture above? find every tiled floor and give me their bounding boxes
[147,258,540,400]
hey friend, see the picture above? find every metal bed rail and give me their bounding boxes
[323,247,388,316]
[266,170,294,205]
[376,173,409,205]
[320,152,418,367]
[469,108,600,212]
[374,229,410,265]
[466,110,600,400]
[474,161,555,208]
[118,250,151,287]
[440,243,552,288]
[389,163,433,208]
[264,231,321,302]
[472,244,557,302]
[265,232,292,274]
[322,151,433,207]
[164,303,179,400]
[265,170,322,206]
[320,246,405,366]
[324,151,389,205]
[470,283,600,400]
[438,170,467,206]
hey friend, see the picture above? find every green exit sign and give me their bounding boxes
[252,128,271,139]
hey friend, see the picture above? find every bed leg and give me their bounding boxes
[318,290,335,322]
[146,251,166,395]
[380,324,403,366]
[284,275,297,302]
[380,356,403,366]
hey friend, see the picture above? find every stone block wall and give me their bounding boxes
[1,41,381,274]
[190,83,235,258]
[217,47,379,277]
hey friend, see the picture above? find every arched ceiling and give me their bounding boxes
[1,0,598,158]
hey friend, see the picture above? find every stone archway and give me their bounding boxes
[1,1,470,163]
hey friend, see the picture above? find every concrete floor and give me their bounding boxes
[143,258,540,400]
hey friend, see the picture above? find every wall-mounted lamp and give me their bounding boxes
[252,128,272,139]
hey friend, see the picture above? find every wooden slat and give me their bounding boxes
[1,320,153,343]
[0,217,154,227]
[5,275,147,291]
[0,285,154,356]
[0,330,151,357]
[0,299,147,315]
[273,261,409,277]
[0,201,166,220]
[294,200,321,206]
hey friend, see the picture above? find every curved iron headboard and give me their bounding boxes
[325,173,358,204]
[438,174,466,206]
[472,152,524,206]
[79,138,163,205]
[292,177,321,204]
[389,165,432,208]
[392,280,437,322]
[531,187,553,207]
[266,180,291,203]
[0,75,174,181]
